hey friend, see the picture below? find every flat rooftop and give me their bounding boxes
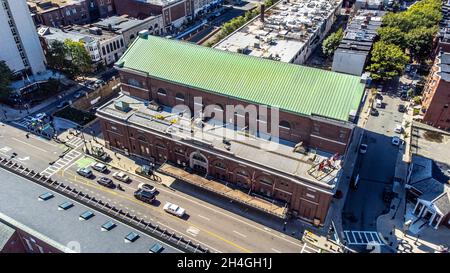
[411,123,450,172]
[117,35,365,122]
[28,0,85,13]
[214,0,342,63]
[0,167,180,253]
[336,9,385,54]
[93,15,160,34]
[437,52,450,82]
[38,25,117,43]
[97,94,343,191]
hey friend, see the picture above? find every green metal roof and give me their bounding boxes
[117,35,365,122]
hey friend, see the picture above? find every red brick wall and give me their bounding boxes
[120,71,352,154]
[113,0,163,19]
[422,74,450,131]
[100,118,333,223]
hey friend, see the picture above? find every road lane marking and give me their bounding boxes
[197,214,210,221]
[271,248,281,253]
[233,230,247,238]
[81,153,300,249]
[187,226,200,236]
[61,170,240,253]
[0,167,184,254]
[11,137,48,153]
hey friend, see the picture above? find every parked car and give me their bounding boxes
[163,202,185,217]
[77,167,92,178]
[375,99,383,108]
[392,136,401,146]
[398,104,406,113]
[112,171,130,182]
[138,183,156,194]
[400,93,408,101]
[370,108,379,116]
[134,189,156,204]
[74,91,86,99]
[359,144,368,154]
[91,162,108,173]
[97,177,114,188]
[394,124,403,134]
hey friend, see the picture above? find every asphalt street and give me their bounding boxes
[342,85,406,252]
[0,119,306,253]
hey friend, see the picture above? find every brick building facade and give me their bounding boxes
[96,35,365,225]
[113,0,193,30]
[421,52,450,131]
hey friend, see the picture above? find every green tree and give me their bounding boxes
[0,61,13,101]
[64,39,92,78]
[377,27,405,48]
[46,40,68,71]
[322,28,344,57]
[405,26,437,61]
[367,41,409,81]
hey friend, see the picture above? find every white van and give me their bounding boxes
[375,99,382,108]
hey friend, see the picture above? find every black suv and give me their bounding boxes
[97,177,114,188]
[398,104,406,113]
[134,189,156,204]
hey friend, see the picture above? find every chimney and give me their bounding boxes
[260,4,265,23]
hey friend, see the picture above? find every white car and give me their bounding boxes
[163,202,185,217]
[394,124,403,134]
[112,172,130,182]
[91,162,107,173]
[392,136,401,146]
[138,183,156,194]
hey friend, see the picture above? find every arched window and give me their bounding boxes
[149,26,153,30]
[279,120,291,130]
[175,93,185,101]
[157,88,167,96]
[154,24,159,29]
[193,153,207,163]
[215,161,226,170]
[236,169,249,177]
[130,34,135,40]
[137,135,147,142]
[128,78,142,88]
[258,177,273,185]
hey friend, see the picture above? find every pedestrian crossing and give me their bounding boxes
[40,149,82,178]
[344,230,385,246]
[66,136,85,148]
[12,116,33,129]
[300,243,321,253]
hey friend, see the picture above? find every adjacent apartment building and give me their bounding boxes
[421,51,450,131]
[113,0,194,32]
[214,0,343,65]
[27,0,115,27]
[0,0,47,76]
[38,24,126,66]
[96,34,365,224]
[92,15,164,47]
[332,9,385,76]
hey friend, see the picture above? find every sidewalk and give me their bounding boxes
[69,136,311,244]
[0,80,82,122]
[318,88,373,251]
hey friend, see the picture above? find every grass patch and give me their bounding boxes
[54,106,96,126]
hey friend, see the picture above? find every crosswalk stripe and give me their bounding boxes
[344,230,384,246]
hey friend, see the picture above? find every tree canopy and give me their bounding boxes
[45,39,92,78]
[378,0,442,61]
[322,28,344,57]
[0,61,13,101]
[367,42,409,81]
